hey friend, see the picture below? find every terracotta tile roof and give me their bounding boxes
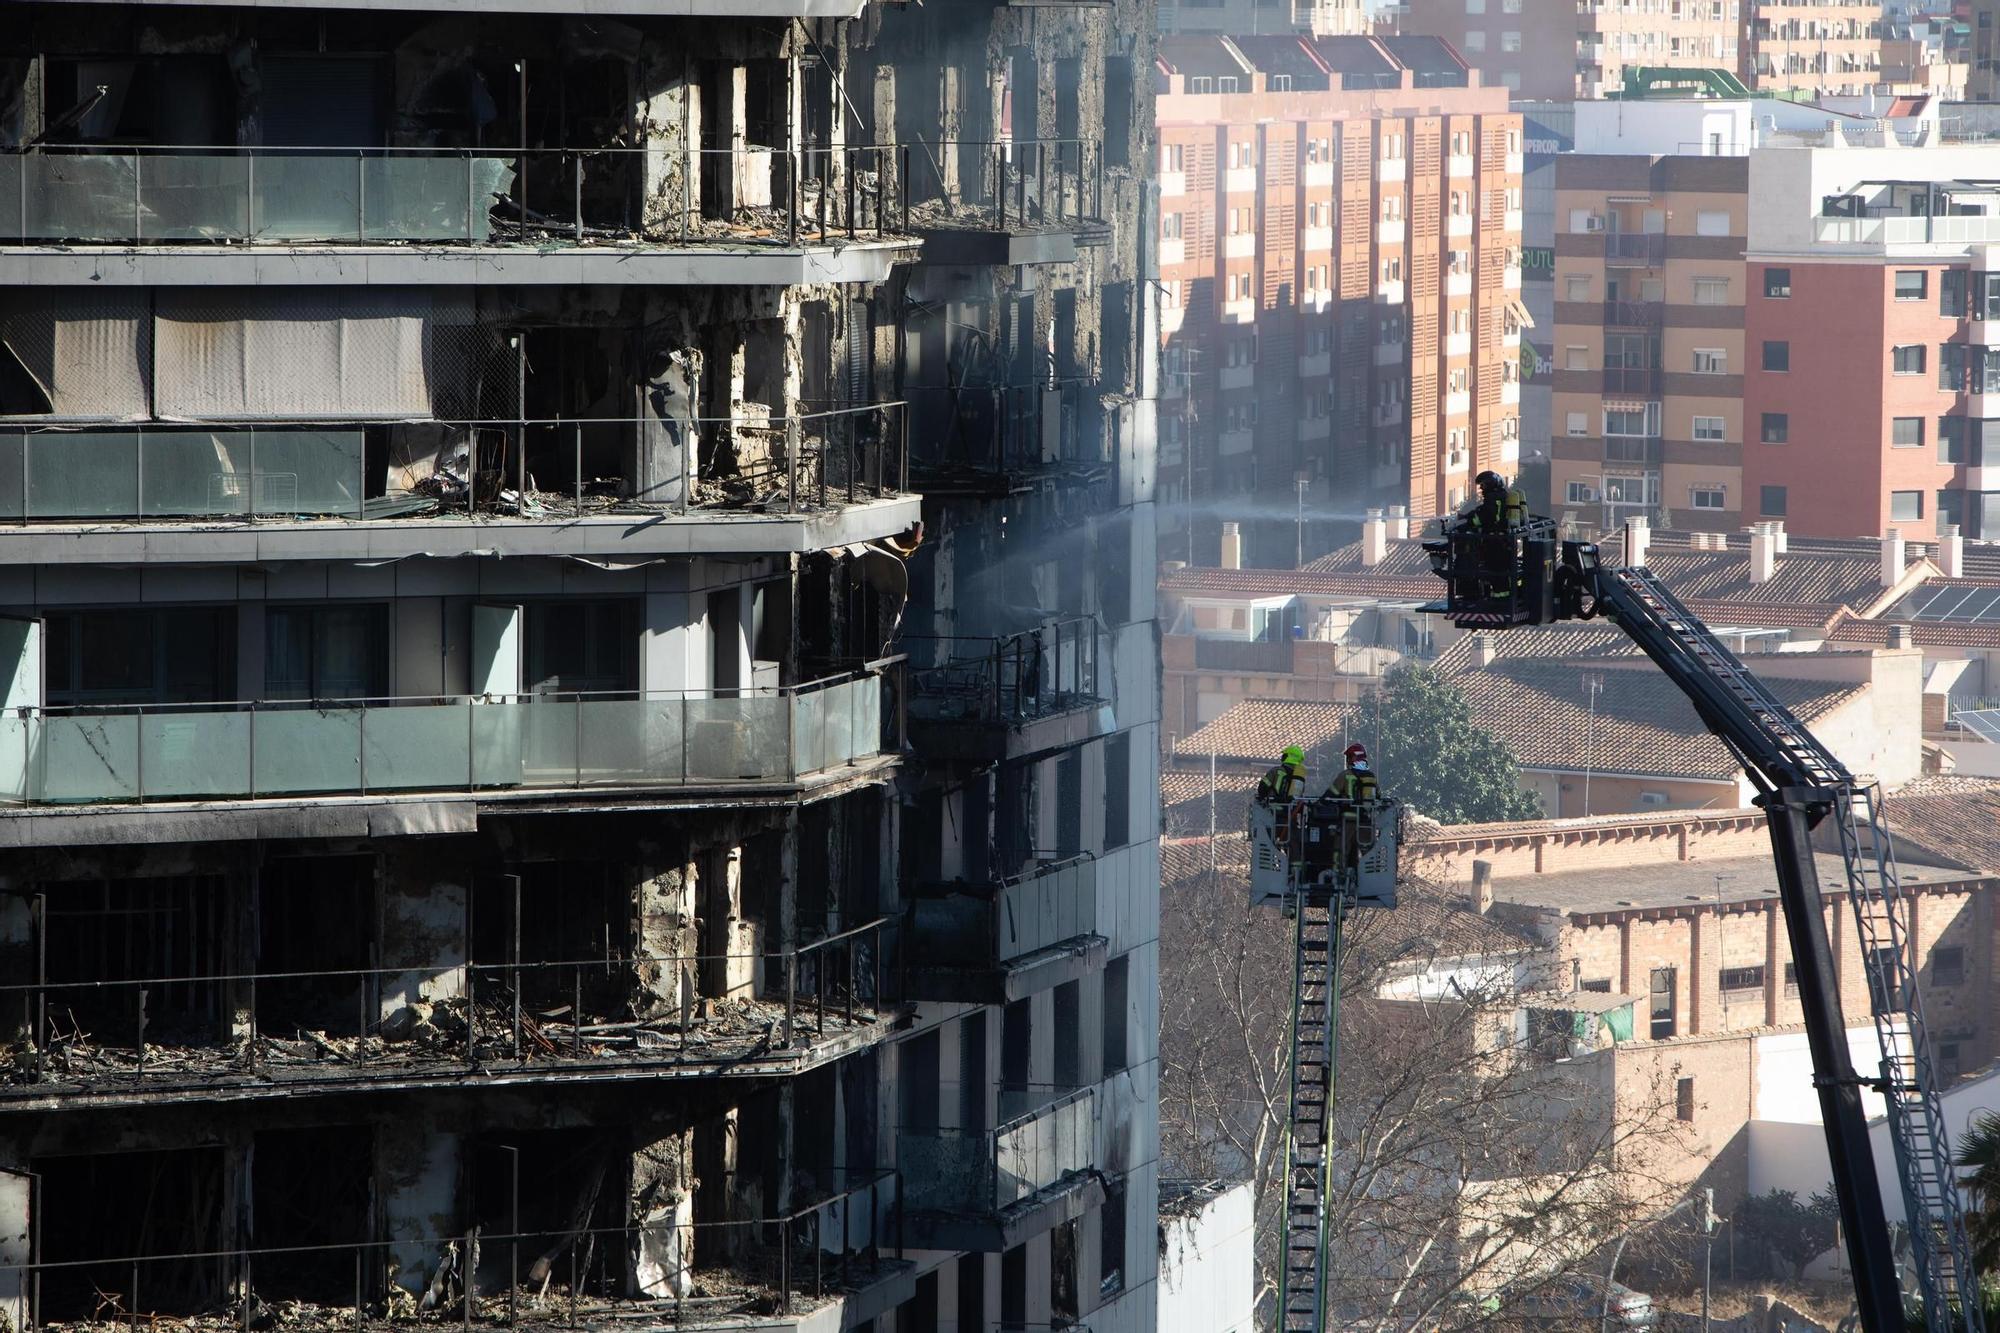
[1430,624,1638,674]
[1827,617,2000,649]
[1172,698,1364,764]
[1162,765,1260,838]
[1455,658,1863,782]
[1880,777,2000,873]
[1163,551,1437,602]
[1605,528,1891,613]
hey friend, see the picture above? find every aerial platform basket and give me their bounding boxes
[1248,797,1401,911]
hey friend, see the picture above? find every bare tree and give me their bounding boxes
[1159,839,1695,1331]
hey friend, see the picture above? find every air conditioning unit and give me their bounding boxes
[1572,486,1600,503]
[1583,215,1607,232]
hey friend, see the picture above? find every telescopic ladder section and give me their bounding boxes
[1608,567,1983,1333]
[1279,894,1345,1332]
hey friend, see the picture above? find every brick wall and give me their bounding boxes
[1408,809,1772,884]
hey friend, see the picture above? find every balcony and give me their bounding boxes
[1603,299,1665,326]
[7,1170,908,1333]
[1603,233,1666,268]
[1813,213,2000,250]
[0,673,889,811]
[907,618,1109,762]
[1602,365,1664,394]
[901,1088,1104,1250]
[900,139,1105,265]
[0,406,915,564]
[903,856,1105,1004]
[0,144,918,287]
[5,918,894,1107]
[906,381,1100,497]
[1603,435,1665,464]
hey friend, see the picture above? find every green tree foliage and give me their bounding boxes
[1957,1110,2000,1273]
[1735,1189,1839,1281]
[1362,664,1542,825]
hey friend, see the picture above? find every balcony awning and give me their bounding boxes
[1504,297,1535,329]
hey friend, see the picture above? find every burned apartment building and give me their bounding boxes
[0,3,1160,1333]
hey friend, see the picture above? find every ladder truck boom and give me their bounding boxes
[1422,519,1982,1333]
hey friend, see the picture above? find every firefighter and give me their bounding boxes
[1456,471,1527,605]
[1323,743,1380,869]
[1257,746,1308,804]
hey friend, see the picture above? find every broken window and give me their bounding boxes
[1053,980,1081,1087]
[999,1243,1027,1327]
[258,856,374,1040]
[44,58,230,146]
[251,1127,374,1304]
[37,877,231,1052]
[470,1129,628,1302]
[35,1147,228,1321]
[471,861,629,1024]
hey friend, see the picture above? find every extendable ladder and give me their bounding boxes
[1278,892,1346,1332]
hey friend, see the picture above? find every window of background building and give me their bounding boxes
[1893,344,1927,375]
[1464,30,1486,51]
[1189,76,1212,95]
[1761,485,1788,515]
[1162,212,1182,240]
[1501,30,1522,51]
[1942,269,1967,317]
[1162,144,1184,173]
[1566,481,1595,503]
[1693,415,1725,441]
[1940,415,1967,464]
[1692,486,1726,510]
[1270,74,1292,92]
[1895,270,1928,301]
[1501,70,1522,91]
[1696,210,1730,236]
[1565,346,1588,371]
[1676,1077,1695,1121]
[1892,490,1924,522]
[1467,0,1486,11]
[1650,967,1677,1039]
[1720,965,1765,992]
[1892,416,1925,449]
[1762,412,1788,443]
[1933,946,1966,987]
[1764,267,1792,298]
[1383,258,1402,281]
[1763,340,1790,371]
[1216,76,1238,93]
[1566,274,1592,301]
[1692,348,1726,374]
[1693,277,1730,305]
[1567,411,1588,435]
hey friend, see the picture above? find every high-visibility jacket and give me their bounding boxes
[1258,760,1307,803]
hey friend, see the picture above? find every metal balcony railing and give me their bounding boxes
[0,403,908,523]
[905,854,1098,970]
[901,1086,1097,1215]
[0,143,907,247]
[1601,365,1663,394]
[4,1171,901,1331]
[1602,299,1665,326]
[1602,435,1665,464]
[0,673,888,806]
[1603,233,1666,266]
[906,380,1094,483]
[901,138,1105,231]
[5,919,890,1093]
[904,618,1105,727]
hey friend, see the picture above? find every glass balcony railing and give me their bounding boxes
[0,405,907,523]
[0,144,905,247]
[0,674,886,806]
[907,854,1098,970]
[901,1087,1097,1215]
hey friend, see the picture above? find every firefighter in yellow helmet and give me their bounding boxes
[1257,746,1308,804]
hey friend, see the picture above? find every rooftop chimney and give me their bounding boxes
[1624,515,1651,569]
[1219,522,1242,570]
[1773,520,1788,555]
[1470,859,1494,915]
[1470,632,1499,668]
[1940,523,1964,578]
[1361,508,1388,567]
[1387,504,1410,540]
[1882,527,1906,588]
[1749,522,1777,584]
[1889,624,1915,649]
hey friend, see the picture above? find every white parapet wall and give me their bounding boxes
[1158,1179,1256,1333]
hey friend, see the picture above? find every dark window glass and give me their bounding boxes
[1895,270,1928,301]
[1942,269,1968,317]
[1676,1077,1695,1121]
[1761,412,1789,444]
[1762,340,1789,371]
[1892,417,1925,448]
[1650,966,1677,1039]
[45,608,236,709]
[1763,268,1791,298]
[1893,344,1927,375]
[1934,946,1965,987]
[1760,485,1788,516]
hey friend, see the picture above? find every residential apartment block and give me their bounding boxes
[1157,0,1369,38]
[1744,143,2000,539]
[1551,148,1749,533]
[1155,35,1523,568]
[0,5,1161,1333]
[1974,0,2000,99]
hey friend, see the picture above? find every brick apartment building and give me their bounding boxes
[1551,149,1749,533]
[1155,35,1524,568]
[1157,0,1369,37]
[1744,144,2000,539]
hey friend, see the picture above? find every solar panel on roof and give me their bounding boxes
[1955,709,2000,743]
[1891,585,2000,623]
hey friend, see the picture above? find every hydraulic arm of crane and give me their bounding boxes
[1425,527,1983,1333]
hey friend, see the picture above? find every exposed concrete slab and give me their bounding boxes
[910,1173,1106,1253]
[912,226,1079,267]
[904,933,1108,1006]
[0,241,920,288]
[0,497,922,566]
[0,795,477,847]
